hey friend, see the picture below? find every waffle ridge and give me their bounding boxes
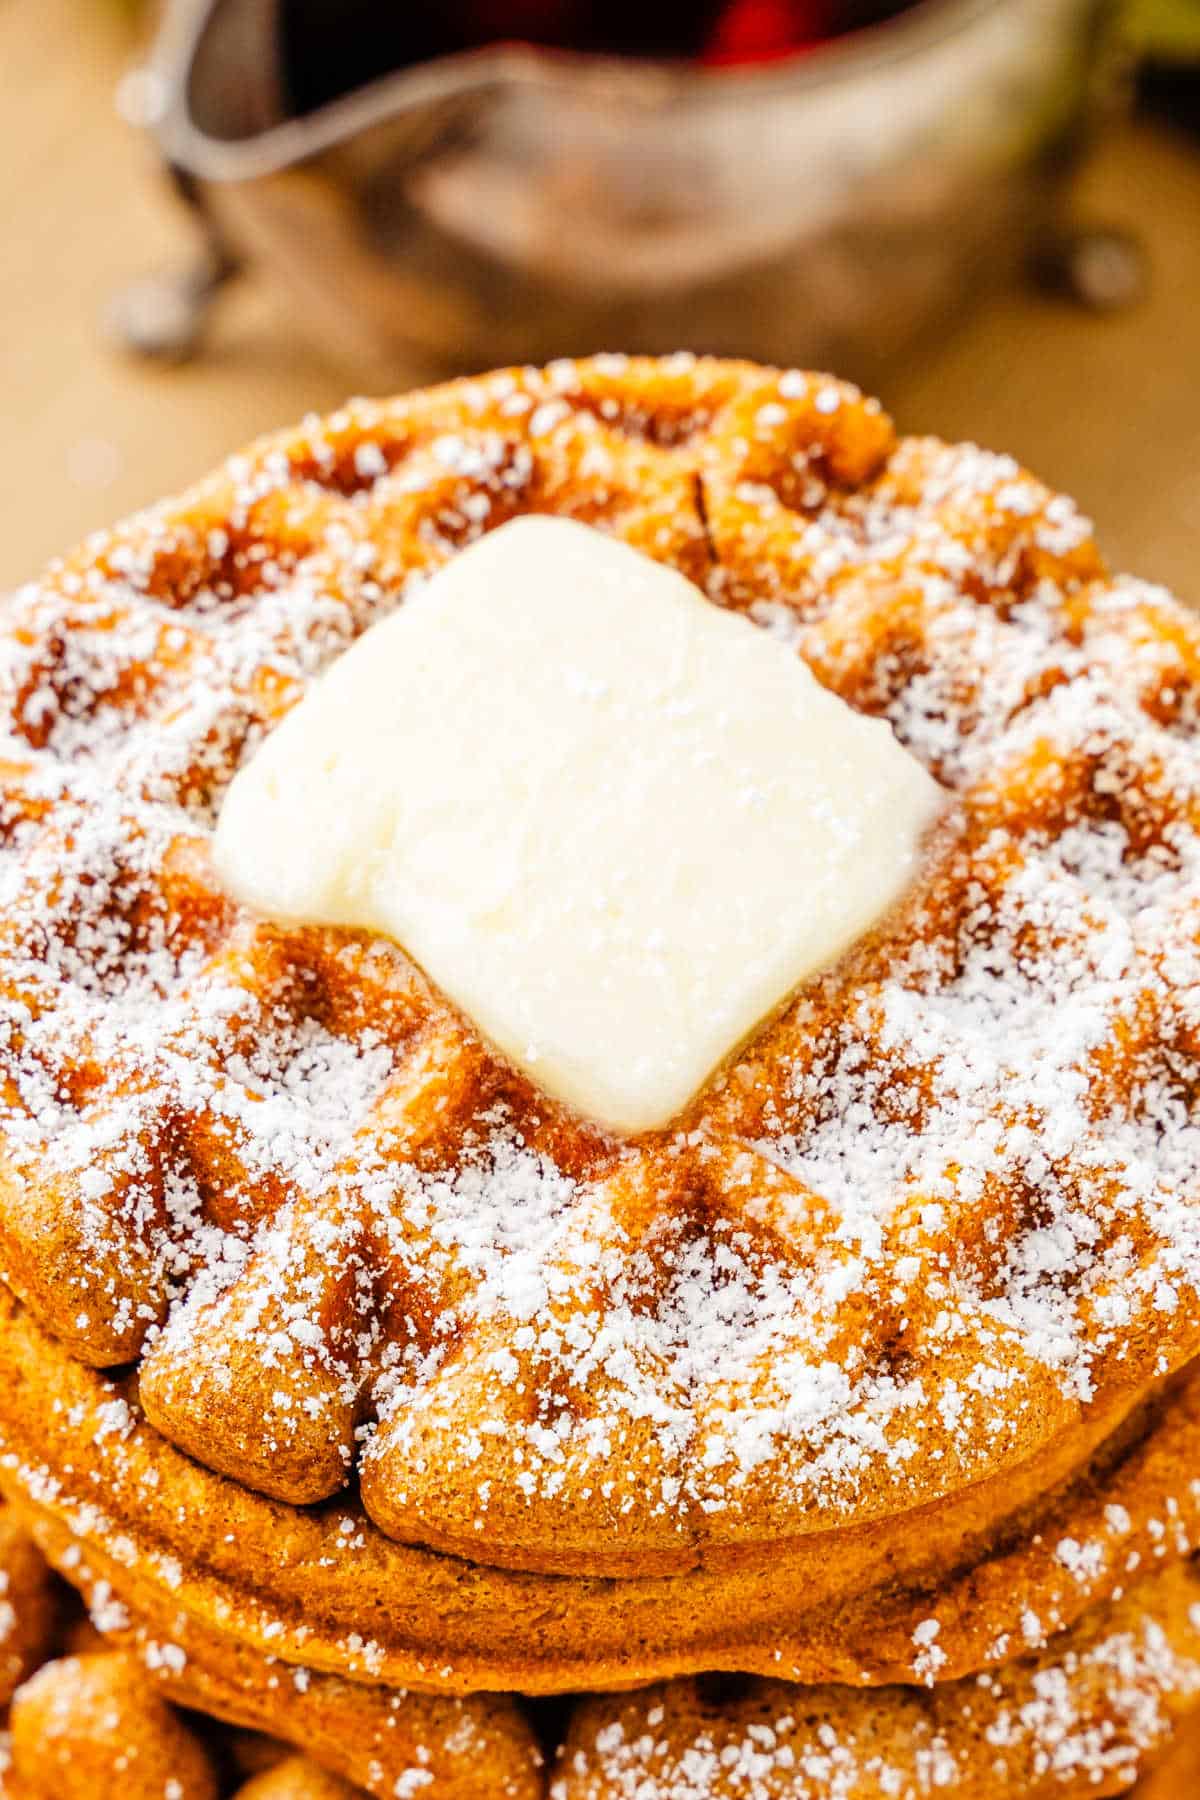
[1,356,1200,1579]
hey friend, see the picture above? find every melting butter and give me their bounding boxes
[215,516,943,1133]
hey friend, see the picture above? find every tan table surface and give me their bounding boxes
[3,0,1200,601]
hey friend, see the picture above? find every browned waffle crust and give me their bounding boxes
[3,356,1200,1795]
[2,357,1199,1571]
[0,1488,1198,1800]
[4,1291,1200,1701]
[553,1560,1200,1800]
[0,1495,540,1799]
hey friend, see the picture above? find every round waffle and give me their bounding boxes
[554,1558,1200,1800]
[34,1520,542,1800]
[3,1285,1200,1698]
[4,1500,1200,1800]
[1,356,1199,1593]
[0,1342,1195,1800]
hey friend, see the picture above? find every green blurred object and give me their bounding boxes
[1125,0,1200,59]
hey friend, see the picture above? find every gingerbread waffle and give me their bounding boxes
[2,1645,365,1797]
[4,1286,1200,1698]
[4,354,1200,1800]
[0,1351,1196,1798]
[553,1557,1200,1800]
[0,1503,539,1800]
[49,1533,543,1800]
[1,356,1199,1594]
[2,1492,1200,1800]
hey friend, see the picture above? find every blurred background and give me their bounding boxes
[2,0,1199,597]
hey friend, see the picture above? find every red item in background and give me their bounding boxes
[281,0,920,117]
[455,2,846,61]
[702,0,835,64]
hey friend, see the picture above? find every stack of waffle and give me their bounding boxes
[0,356,1197,1798]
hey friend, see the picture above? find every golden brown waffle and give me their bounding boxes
[4,1287,1200,1702]
[5,1488,1200,1800]
[0,1374,1197,1800]
[0,1522,366,1797]
[553,1558,1200,1800]
[1,357,1199,1592]
[0,1512,537,1800]
[5,1630,1198,1800]
[1,1646,369,1798]
[42,1529,543,1800]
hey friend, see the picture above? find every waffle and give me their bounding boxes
[1,356,1200,1592]
[4,1288,1200,1699]
[38,1523,543,1800]
[554,1558,1200,1800]
[2,1646,362,1797]
[0,1363,1196,1797]
[4,353,1200,1798]
[3,1491,1200,1800]
[0,1501,538,1800]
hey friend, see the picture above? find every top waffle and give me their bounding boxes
[1,354,1199,1579]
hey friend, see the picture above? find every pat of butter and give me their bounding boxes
[215,517,942,1134]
